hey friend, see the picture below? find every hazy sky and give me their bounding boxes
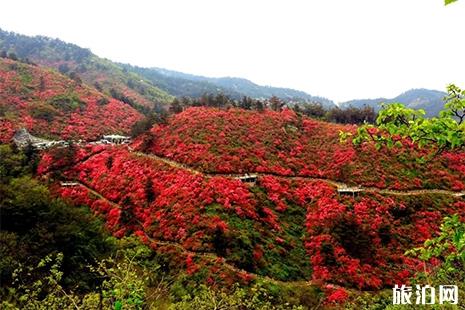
[1,0,464,102]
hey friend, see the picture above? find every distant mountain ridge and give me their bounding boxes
[340,88,447,117]
[122,65,336,108]
[0,28,448,115]
[0,28,334,108]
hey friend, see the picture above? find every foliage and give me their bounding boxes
[170,282,305,310]
[342,84,465,158]
[2,253,84,310]
[1,245,318,309]
[1,244,163,310]
[0,144,114,293]
[292,102,376,124]
[407,215,465,288]
[324,105,376,124]
[0,144,30,179]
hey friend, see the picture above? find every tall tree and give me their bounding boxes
[268,96,285,111]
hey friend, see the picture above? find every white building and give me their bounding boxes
[101,134,131,144]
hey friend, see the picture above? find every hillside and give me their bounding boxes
[0,29,173,109]
[340,88,447,117]
[0,57,142,142]
[136,107,464,191]
[119,64,244,100]
[40,106,465,293]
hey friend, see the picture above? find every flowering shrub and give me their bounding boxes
[0,119,15,143]
[324,286,350,305]
[56,185,119,232]
[305,186,465,289]
[55,148,294,267]
[0,58,142,142]
[138,107,465,190]
[32,103,465,295]
[43,143,465,294]
[37,144,106,175]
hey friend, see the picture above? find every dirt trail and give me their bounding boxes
[67,150,463,293]
[132,151,202,175]
[132,151,465,198]
[74,181,309,287]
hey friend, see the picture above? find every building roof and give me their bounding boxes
[102,134,131,139]
[12,128,51,147]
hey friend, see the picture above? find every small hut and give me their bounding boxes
[101,134,131,144]
[337,186,363,197]
[236,174,258,185]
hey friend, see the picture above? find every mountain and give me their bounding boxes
[143,66,336,107]
[0,29,334,108]
[0,57,142,142]
[0,28,174,110]
[340,88,447,117]
[118,64,244,100]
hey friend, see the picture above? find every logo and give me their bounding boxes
[393,285,458,305]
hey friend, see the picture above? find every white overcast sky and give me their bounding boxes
[0,0,464,102]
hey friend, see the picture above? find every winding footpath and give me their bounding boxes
[74,180,311,287]
[69,149,464,291]
[131,150,465,198]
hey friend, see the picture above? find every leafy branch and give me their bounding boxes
[445,0,458,5]
[341,84,465,158]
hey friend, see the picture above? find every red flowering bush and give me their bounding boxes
[305,184,465,289]
[37,144,106,175]
[30,102,465,295]
[324,286,350,305]
[44,142,465,294]
[56,185,120,232]
[0,58,142,142]
[0,119,15,143]
[62,148,290,260]
[138,107,465,190]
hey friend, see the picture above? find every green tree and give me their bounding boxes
[0,145,28,180]
[268,96,285,111]
[2,243,162,310]
[169,98,184,114]
[7,52,18,61]
[341,84,465,157]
